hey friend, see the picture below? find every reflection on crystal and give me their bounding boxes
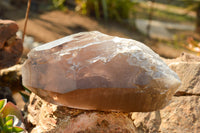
[22,31,181,112]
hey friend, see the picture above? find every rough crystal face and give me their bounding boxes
[22,31,181,112]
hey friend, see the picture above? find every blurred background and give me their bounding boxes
[0,0,199,58]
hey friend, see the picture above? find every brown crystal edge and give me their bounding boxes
[24,85,172,112]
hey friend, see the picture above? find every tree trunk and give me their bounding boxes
[196,3,200,33]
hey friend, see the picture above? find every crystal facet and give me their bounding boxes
[22,31,181,112]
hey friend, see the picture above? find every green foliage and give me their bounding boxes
[52,0,68,11]
[181,0,200,9]
[152,8,195,22]
[52,0,65,8]
[76,0,136,22]
[0,99,24,133]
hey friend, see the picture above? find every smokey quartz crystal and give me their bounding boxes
[22,31,181,112]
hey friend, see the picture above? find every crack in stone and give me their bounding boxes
[174,91,200,96]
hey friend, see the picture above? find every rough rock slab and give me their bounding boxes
[22,31,181,112]
[28,93,137,133]
[0,20,23,69]
[164,53,200,95]
[131,96,200,133]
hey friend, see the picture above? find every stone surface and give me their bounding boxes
[135,19,194,40]
[131,96,200,133]
[131,53,200,133]
[0,20,18,48]
[164,53,200,95]
[0,20,23,69]
[26,53,200,133]
[28,93,137,133]
[22,31,181,112]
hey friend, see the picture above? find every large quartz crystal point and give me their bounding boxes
[22,31,181,112]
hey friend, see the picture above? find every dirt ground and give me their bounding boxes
[4,8,191,58]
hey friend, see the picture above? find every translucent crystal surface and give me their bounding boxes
[22,31,181,112]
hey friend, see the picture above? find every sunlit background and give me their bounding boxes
[0,0,199,58]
